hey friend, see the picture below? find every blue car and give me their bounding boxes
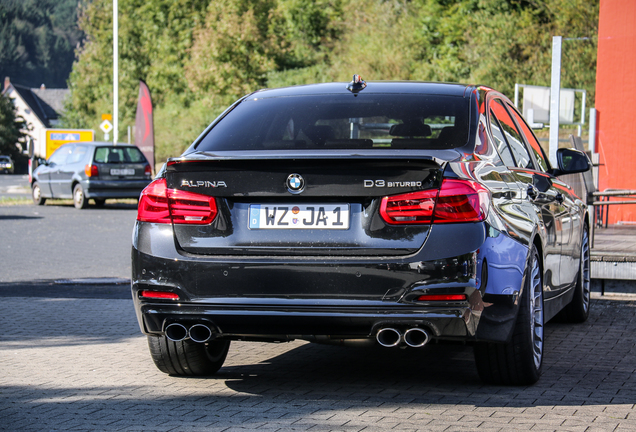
[32,142,152,209]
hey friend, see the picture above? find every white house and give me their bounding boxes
[2,76,70,158]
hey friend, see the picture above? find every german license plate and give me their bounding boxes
[249,204,350,229]
[110,168,135,175]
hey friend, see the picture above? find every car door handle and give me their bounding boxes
[527,185,538,200]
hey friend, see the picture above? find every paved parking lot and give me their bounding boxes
[1,293,635,431]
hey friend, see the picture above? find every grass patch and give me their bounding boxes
[0,196,32,206]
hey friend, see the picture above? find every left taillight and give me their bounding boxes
[84,164,99,177]
[144,164,152,176]
[137,178,218,225]
[379,179,489,225]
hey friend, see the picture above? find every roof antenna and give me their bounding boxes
[346,74,367,94]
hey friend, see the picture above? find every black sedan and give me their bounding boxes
[131,79,591,385]
[32,142,152,209]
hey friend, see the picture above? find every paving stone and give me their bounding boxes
[1,297,636,430]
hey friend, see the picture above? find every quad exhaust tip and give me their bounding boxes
[165,323,215,343]
[404,327,430,348]
[189,324,213,343]
[165,323,189,342]
[376,327,430,348]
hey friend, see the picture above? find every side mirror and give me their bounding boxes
[551,148,591,176]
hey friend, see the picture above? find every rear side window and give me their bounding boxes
[196,94,471,151]
[490,113,516,167]
[491,100,533,169]
[506,103,549,172]
[94,147,146,164]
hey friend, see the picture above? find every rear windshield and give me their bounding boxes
[196,94,470,151]
[94,147,146,164]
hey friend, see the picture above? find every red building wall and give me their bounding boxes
[596,0,636,224]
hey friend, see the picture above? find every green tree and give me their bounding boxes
[0,94,28,156]
[0,0,83,88]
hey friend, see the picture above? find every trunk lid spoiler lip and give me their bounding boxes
[169,149,461,167]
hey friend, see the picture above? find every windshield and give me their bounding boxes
[196,94,470,151]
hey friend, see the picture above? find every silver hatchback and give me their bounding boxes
[31,142,152,209]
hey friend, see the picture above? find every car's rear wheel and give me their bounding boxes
[32,182,46,205]
[73,184,88,209]
[474,244,544,385]
[147,336,230,376]
[555,226,591,323]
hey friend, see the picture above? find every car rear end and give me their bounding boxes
[83,144,152,199]
[131,83,502,349]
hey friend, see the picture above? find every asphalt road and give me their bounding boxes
[0,173,30,199]
[0,202,137,283]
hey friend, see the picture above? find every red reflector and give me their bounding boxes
[379,179,489,225]
[416,294,467,301]
[137,178,218,225]
[140,290,179,300]
[85,164,99,177]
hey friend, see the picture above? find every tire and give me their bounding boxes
[555,227,591,323]
[73,183,88,209]
[147,336,230,376]
[93,198,106,207]
[474,244,544,385]
[32,182,46,205]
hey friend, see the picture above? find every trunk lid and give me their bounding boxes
[165,154,446,256]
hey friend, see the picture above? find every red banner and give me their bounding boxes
[134,80,155,173]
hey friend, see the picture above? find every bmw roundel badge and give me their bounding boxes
[286,173,305,194]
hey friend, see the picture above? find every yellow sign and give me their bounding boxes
[45,129,95,159]
[101,114,112,121]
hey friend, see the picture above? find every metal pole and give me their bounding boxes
[514,83,519,108]
[549,36,562,167]
[113,0,118,144]
[589,108,597,153]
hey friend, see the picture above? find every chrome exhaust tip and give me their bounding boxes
[165,323,188,342]
[376,327,402,347]
[189,324,213,343]
[404,327,430,348]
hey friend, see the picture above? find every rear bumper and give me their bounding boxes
[82,179,150,199]
[131,220,527,344]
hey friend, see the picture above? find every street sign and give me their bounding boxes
[100,120,114,134]
[43,129,95,158]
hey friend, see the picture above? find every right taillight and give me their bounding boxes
[137,178,218,225]
[379,179,489,225]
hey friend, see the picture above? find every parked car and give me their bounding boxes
[131,79,591,385]
[0,155,14,174]
[32,142,152,209]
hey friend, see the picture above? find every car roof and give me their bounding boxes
[247,81,475,100]
[57,142,140,148]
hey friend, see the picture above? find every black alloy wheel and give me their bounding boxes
[555,226,591,323]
